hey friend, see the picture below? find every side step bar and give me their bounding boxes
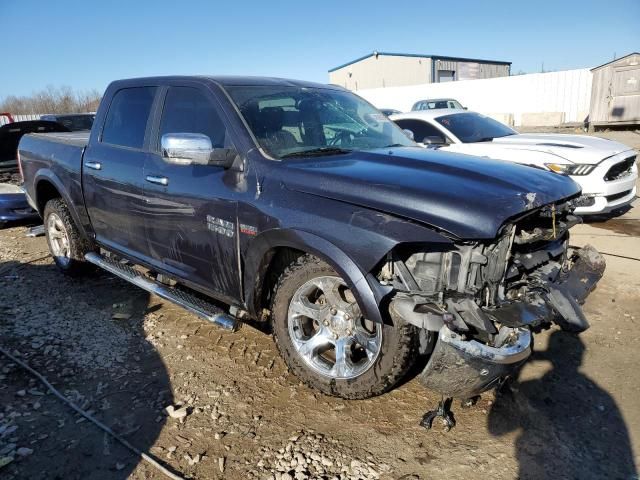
[85,252,238,331]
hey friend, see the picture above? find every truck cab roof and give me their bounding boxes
[109,75,345,90]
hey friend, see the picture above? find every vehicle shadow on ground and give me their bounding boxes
[580,204,633,224]
[0,260,178,479]
[487,331,637,480]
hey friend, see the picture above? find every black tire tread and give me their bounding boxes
[43,198,94,276]
[271,254,420,399]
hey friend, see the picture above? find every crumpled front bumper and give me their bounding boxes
[487,244,606,333]
[419,325,531,398]
[393,245,605,399]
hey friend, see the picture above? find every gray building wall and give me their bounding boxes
[329,53,510,90]
[329,55,433,90]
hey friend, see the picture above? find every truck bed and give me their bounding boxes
[34,131,90,148]
[19,132,90,216]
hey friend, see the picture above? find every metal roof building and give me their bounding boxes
[328,52,511,90]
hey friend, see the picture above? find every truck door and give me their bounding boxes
[142,85,241,302]
[82,86,157,258]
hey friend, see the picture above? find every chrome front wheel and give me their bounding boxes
[287,275,382,380]
[272,255,420,399]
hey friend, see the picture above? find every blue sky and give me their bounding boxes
[1,0,638,99]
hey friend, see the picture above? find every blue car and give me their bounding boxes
[0,182,38,225]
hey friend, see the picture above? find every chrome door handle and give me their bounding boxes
[84,161,102,170]
[146,175,169,186]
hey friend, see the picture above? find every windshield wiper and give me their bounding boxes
[280,147,352,158]
[475,137,495,142]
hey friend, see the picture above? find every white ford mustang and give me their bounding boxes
[391,109,638,215]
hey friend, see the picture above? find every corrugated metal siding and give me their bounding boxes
[457,62,480,80]
[435,59,457,71]
[433,60,510,82]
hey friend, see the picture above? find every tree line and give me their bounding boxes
[0,86,102,114]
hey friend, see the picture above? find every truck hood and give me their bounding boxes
[280,147,581,239]
[480,133,634,164]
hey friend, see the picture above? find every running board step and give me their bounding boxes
[85,252,238,331]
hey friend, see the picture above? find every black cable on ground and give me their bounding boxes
[599,251,640,262]
[0,346,185,480]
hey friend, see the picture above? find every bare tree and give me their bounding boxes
[0,86,102,114]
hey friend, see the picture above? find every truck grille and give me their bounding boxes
[604,155,636,181]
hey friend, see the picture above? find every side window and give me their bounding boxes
[160,87,228,149]
[394,119,444,143]
[102,87,157,149]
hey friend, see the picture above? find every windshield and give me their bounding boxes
[435,112,516,143]
[225,85,415,159]
[419,99,463,110]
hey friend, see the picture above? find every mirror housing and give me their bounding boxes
[161,133,236,168]
[162,133,212,165]
[402,129,415,141]
[422,135,446,145]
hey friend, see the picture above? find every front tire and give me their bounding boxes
[44,198,94,276]
[271,254,420,399]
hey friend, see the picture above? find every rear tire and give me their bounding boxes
[271,254,420,399]
[44,198,94,276]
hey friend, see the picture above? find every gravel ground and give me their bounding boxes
[0,130,639,480]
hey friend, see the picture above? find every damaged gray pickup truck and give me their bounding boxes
[18,76,605,427]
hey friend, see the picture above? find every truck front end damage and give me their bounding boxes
[382,200,605,400]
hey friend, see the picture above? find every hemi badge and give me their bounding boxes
[240,224,258,236]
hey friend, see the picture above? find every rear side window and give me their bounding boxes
[159,87,228,148]
[102,87,157,149]
[394,119,444,143]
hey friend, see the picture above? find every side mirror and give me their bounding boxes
[161,133,236,168]
[422,135,446,145]
[402,129,415,141]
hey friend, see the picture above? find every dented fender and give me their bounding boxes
[242,228,392,324]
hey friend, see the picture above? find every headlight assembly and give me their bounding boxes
[545,163,595,176]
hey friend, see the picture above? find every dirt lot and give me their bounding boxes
[1,130,639,480]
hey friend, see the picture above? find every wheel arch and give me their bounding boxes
[35,177,62,215]
[34,171,89,241]
[243,229,391,325]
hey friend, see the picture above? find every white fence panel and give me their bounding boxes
[355,69,593,126]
